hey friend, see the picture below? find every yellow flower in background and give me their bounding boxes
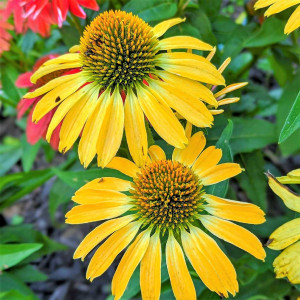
[255,0,300,34]
[266,172,300,284]
[66,132,266,299]
[23,10,246,168]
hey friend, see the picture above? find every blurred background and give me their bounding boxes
[0,0,299,299]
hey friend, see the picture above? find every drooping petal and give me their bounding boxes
[96,89,125,167]
[254,0,277,9]
[137,85,187,149]
[200,215,266,260]
[182,226,238,297]
[166,233,196,300]
[192,146,222,175]
[172,131,206,166]
[15,72,33,88]
[285,5,300,34]
[73,215,136,260]
[65,203,133,224]
[152,18,185,37]
[72,189,130,205]
[140,231,161,300]
[124,89,148,167]
[203,194,266,224]
[214,82,248,98]
[86,221,141,281]
[148,145,166,162]
[265,0,300,16]
[112,230,151,300]
[159,36,213,51]
[75,177,131,193]
[273,241,300,284]
[268,218,300,250]
[277,168,300,184]
[106,157,140,178]
[42,53,80,66]
[267,173,300,213]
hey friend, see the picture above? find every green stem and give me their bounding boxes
[69,14,83,35]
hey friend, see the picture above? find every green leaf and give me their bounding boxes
[0,290,33,300]
[123,0,177,22]
[279,91,300,144]
[10,265,47,283]
[0,272,37,299]
[244,18,287,48]
[236,151,267,211]
[59,26,80,47]
[198,0,221,19]
[0,140,22,176]
[206,119,233,198]
[277,70,300,155]
[0,225,66,263]
[52,167,131,189]
[0,243,42,270]
[21,135,41,172]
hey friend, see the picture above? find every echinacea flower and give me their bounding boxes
[23,10,235,169]
[0,8,13,56]
[266,171,300,284]
[66,132,266,299]
[16,54,80,149]
[255,0,300,34]
[3,0,99,37]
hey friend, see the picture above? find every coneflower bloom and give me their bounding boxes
[23,10,235,168]
[255,0,300,34]
[3,0,99,37]
[0,8,13,56]
[16,54,80,149]
[266,171,300,284]
[66,132,266,299]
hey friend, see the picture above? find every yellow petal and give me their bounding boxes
[46,84,93,142]
[86,221,140,281]
[149,79,214,128]
[59,85,99,153]
[69,45,80,52]
[152,18,185,37]
[277,168,300,184]
[112,230,151,300]
[96,89,125,167]
[137,85,187,149]
[156,52,225,85]
[273,241,300,284]
[72,189,130,205]
[166,233,196,300]
[206,46,216,61]
[106,157,140,178]
[218,57,231,74]
[30,62,82,84]
[32,77,85,122]
[200,163,243,185]
[23,73,81,99]
[73,215,136,260]
[148,145,166,162]
[159,36,213,51]
[140,231,161,300]
[254,0,276,9]
[76,177,131,193]
[43,53,80,66]
[204,194,266,224]
[200,215,266,260]
[265,0,300,17]
[267,173,300,213]
[159,71,218,107]
[285,5,300,34]
[172,131,206,166]
[209,109,224,115]
[214,82,248,98]
[78,91,108,167]
[218,97,240,106]
[192,146,222,176]
[268,218,300,250]
[124,89,148,167]
[182,226,238,297]
[65,203,132,224]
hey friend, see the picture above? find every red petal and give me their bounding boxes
[17,97,37,119]
[69,0,86,18]
[78,0,99,10]
[15,72,33,88]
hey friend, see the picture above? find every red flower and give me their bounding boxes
[16,54,80,149]
[0,8,13,55]
[3,0,99,37]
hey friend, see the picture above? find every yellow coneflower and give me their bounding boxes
[266,171,300,284]
[255,0,300,34]
[23,10,233,168]
[66,132,266,299]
